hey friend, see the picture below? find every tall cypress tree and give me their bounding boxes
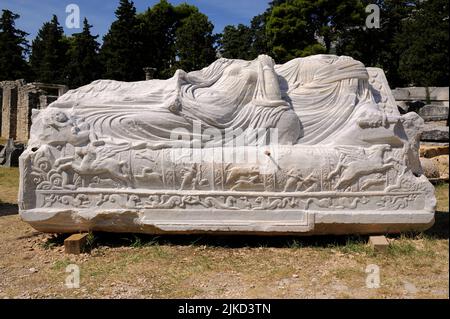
[66,18,102,88]
[396,0,449,87]
[0,9,30,81]
[219,24,254,60]
[175,12,217,72]
[100,0,142,81]
[30,15,69,84]
[138,0,179,79]
[336,0,416,88]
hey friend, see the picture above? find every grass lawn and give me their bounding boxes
[0,167,448,298]
[435,183,449,212]
[0,166,20,204]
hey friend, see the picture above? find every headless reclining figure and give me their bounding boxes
[31,54,399,151]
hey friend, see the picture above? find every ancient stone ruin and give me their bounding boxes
[19,55,436,235]
[0,80,68,143]
[0,138,24,167]
[393,87,449,182]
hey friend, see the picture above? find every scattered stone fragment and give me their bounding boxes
[421,123,449,142]
[420,145,449,158]
[420,156,449,180]
[403,281,419,294]
[369,236,389,252]
[64,233,89,255]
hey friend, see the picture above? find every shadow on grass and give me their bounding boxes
[41,211,449,251]
[43,231,373,251]
[0,203,18,217]
[424,211,449,239]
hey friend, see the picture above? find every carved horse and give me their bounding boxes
[328,145,397,191]
[55,141,129,187]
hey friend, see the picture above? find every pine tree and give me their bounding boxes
[175,11,217,72]
[138,0,179,78]
[336,0,416,88]
[30,15,69,84]
[219,24,254,60]
[266,0,324,62]
[396,0,449,86]
[0,9,30,81]
[66,18,102,88]
[100,0,142,81]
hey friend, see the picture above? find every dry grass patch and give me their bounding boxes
[0,167,19,204]
[435,183,449,212]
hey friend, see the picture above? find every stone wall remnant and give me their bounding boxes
[0,80,68,143]
[393,87,449,181]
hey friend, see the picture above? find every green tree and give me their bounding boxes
[219,0,277,61]
[175,11,217,72]
[139,1,215,77]
[309,0,366,53]
[138,0,179,78]
[30,15,69,83]
[266,0,324,62]
[249,13,271,57]
[396,0,449,86]
[0,9,30,81]
[66,18,102,88]
[100,0,143,81]
[219,24,254,59]
[336,0,416,87]
[266,0,366,62]
[219,12,271,60]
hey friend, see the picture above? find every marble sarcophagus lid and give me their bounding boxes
[19,55,435,235]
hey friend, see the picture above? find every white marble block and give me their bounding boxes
[19,55,435,235]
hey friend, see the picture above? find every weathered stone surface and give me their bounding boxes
[0,80,23,139]
[394,87,449,120]
[420,155,449,180]
[397,101,409,113]
[19,55,436,235]
[421,123,449,142]
[433,155,449,179]
[418,104,449,122]
[420,157,441,179]
[400,112,424,175]
[393,87,449,101]
[392,88,411,101]
[0,138,24,167]
[369,235,389,252]
[429,87,449,101]
[16,85,42,142]
[420,145,449,158]
[64,233,89,254]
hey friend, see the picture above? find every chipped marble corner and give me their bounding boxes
[19,54,435,235]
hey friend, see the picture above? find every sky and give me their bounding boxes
[1,0,271,42]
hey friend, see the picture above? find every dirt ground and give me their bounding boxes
[0,167,448,299]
